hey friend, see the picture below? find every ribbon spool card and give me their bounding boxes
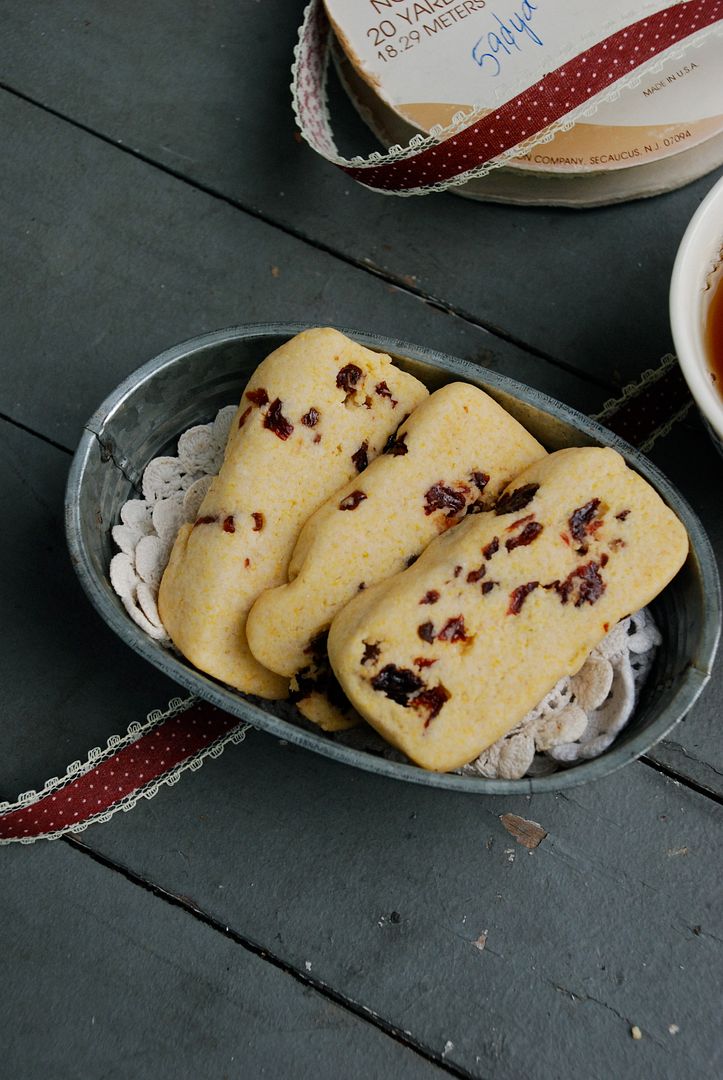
[292,0,723,197]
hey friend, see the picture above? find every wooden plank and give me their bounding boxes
[0,421,179,797]
[1,839,449,1079]
[0,89,603,451]
[66,726,723,1080]
[0,0,719,384]
[643,414,723,794]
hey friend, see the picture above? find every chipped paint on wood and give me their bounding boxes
[472,932,488,952]
[499,813,548,849]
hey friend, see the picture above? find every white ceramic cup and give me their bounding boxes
[670,173,723,456]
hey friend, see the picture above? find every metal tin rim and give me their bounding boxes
[65,323,721,794]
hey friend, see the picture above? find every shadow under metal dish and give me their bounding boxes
[65,324,720,793]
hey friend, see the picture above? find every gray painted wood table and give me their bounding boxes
[1,3,721,1077]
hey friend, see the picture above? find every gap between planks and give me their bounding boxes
[641,754,723,808]
[0,79,616,396]
[0,410,73,456]
[62,834,479,1080]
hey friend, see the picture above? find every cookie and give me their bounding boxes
[158,328,428,697]
[289,641,362,733]
[290,659,364,731]
[247,382,546,679]
[327,447,688,770]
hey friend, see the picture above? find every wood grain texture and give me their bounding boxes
[69,729,722,1080]
[643,416,723,794]
[0,0,720,383]
[0,422,178,798]
[1,839,448,1080]
[0,90,602,450]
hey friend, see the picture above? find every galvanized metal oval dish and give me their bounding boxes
[65,325,720,793]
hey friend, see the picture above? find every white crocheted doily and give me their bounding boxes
[460,608,660,779]
[109,406,661,778]
[109,405,237,642]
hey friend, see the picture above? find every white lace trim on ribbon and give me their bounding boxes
[0,696,251,845]
[290,0,723,196]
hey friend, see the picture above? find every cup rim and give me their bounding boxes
[670,173,723,440]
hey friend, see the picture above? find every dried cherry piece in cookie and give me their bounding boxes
[506,521,543,552]
[382,413,411,454]
[384,431,408,456]
[375,381,397,406]
[424,483,467,518]
[419,590,440,605]
[246,388,269,407]
[437,616,470,643]
[554,561,606,607]
[471,471,490,494]
[336,364,363,395]
[413,684,451,727]
[495,483,539,516]
[352,440,369,473]
[465,472,490,515]
[506,514,534,532]
[569,498,601,542]
[301,407,320,427]
[361,641,381,666]
[371,665,424,705]
[507,581,539,615]
[482,537,499,559]
[263,399,294,440]
[575,563,606,606]
[339,490,367,511]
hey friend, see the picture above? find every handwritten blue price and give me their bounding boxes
[472,1,543,76]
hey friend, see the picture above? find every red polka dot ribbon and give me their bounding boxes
[593,354,694,451]
[0,699,247,843]
[292,0,723,194]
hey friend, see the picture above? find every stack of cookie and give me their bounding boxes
[158,329,688,772]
